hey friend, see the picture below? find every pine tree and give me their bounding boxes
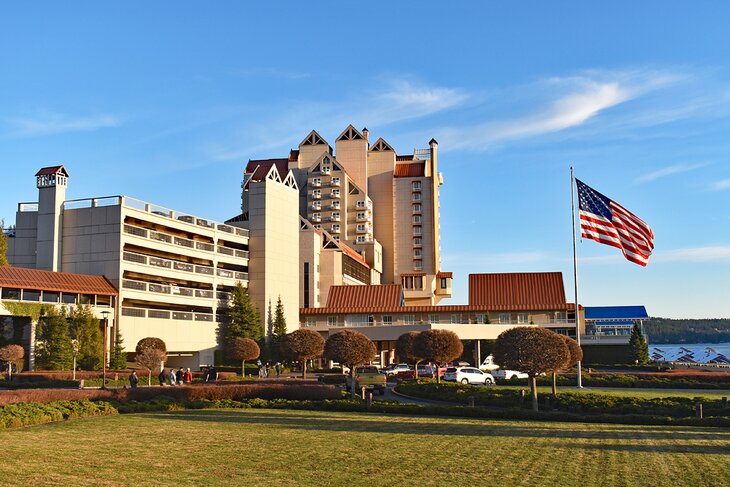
[224,283,263,361]
[71,304,103,370]
[0,219,8,267]
[35,307,74,370]
[109,326,127,370]
[273,296,287,339]
[629,323,649,365]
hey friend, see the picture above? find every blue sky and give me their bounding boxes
[1,2,729,318]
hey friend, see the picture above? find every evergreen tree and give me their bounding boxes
[273,296,287,339]
[629,323,649,365]
[109,326,127,370]
[0,219,8,267]
[71,304,103,370]
[35,307,74,370]
[224,283,263,361]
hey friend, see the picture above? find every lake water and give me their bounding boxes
[649,343,730,362]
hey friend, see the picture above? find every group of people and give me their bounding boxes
[256,361,283,378]
[157,367,194,386]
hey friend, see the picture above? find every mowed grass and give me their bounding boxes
[497,384,730,399]
[1,409,729,487]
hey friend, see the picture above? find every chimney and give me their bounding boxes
[362,127,369,142]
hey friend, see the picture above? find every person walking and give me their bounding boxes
[129,370,139,389]
[158,368,166,386]
[275,362,281,377]
[208,366,218,381]
[257,360,263,379]
[184,368,193,384]
[263,362,269,378]
[168,368,176,386]
[176,367,184,385]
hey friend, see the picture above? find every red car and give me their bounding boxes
[396,364,447,380]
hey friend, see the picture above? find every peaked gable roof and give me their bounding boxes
[299,130,329,147]
[468,272,567,310]
[325,284,403,309]
[336,124,365,142]
[369,137,395,152]
[36,165,69,177]
[245,159,288,182]
[0,267,118,296]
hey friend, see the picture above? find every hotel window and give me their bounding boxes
[414,249,422,259]
[414,276,423,289]
[412,181,422,191]
[357,224,366,232]
[413,226,422,236]
[350,315,368,327]
[313,224,321,230]
[313,212,321,221]
[312,178,321,186]
[313,201,321,210]
[327,316,338,327]
[402,276,414,289]
[476,313,487,324]
[356,235,366,243]
[306,317,316,327]
[413,237,422,247]
[413,193,422,202]
[331,212,340,221]
[412,204,422,213]
[414,261,423,270]
[332,236,340,241]
[412,215,422,224]
[517,313,529,324]
[356,200,365,208]
[313,189,321,198]
[555,311,568,322]
[403,314,416,325]
[332,189,340,197]
[429,314,439,324]
[450,314,463,324]
[331,224,340,232]
[331,177,340,185]
[356,212,366,220]
[440,278,448,288]
[382,315,392,326]
[1,288,21,300]
[331,201,340,209]
[499,313,512,324]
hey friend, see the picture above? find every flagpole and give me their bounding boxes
[570,166,583,388]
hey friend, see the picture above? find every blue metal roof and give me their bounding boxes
[584,306,649,320]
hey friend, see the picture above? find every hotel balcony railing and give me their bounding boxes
[124,224,247,259]
[329,226,341,234]
[122,251,247,281]
[121,306,214,322]
[216,268,249,280]
[356,225,372,234]
[217,246,249,259]
[330,191,341,198]
[310,180,322,187]
[330,203,340,210]
[330,179,340,187]
[304,319,576,328]
[312,193,321,199]
[311,215,321,222]
[356,214,372,222]
[412,195,422,203]
[329,215,341,222]
[356,201,372,209]
[311,203,321,210]
[122,278,215,300]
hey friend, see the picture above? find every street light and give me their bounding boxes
[101,311,110,389]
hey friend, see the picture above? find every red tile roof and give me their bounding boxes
[339,243,369,267]
[437,272,453,279]
[325,284,402,309]
[468,272,567,311]
[394,162,425,178]
[245,159,288,182]
[0,267,118,296]
[35,165,69,177]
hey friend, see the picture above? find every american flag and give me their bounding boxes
[576,179,654,266]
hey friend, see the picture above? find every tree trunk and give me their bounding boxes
[530,376,538,411]
[552,371,557,397]
[303,360,307,380]
[350,367,357,398]
[147,371,151,387]
[415,359,422,379]
[242,360,245,380]
[435,364,441,384]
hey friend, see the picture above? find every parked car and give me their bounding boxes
[492,369,529,380]
[345,366,387,395]
[396,364,447,380]
[381,363,411,377]
[443,367,495,385]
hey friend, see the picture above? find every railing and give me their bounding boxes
[63,196,122,210]
[122,306,215,322]
[18,202,39,212]
[216,269,249,281]
[123,251,244,280]
[124,224,248,258]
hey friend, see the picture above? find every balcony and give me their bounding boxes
[330,202,340,210]
[356,214,372,222]
[412,194,422,203]
[330,191,341,198]
[330,179,340,187]
[312,192,321,200]
[122,251,249,282]
[311,202,321,210]
[121,306,215,322]
[124,224,219,254]
[329,226,341,234]
[310,180,321,188]
[329,215,341,222]
[356,200,372,209]
[356,224,372,234]
[311,214,322,222]
[122,278,215,300]
[216,268,249,281]
[217,246,249,259]
[321,167,331,175]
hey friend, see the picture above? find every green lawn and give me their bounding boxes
[1,409,729,486]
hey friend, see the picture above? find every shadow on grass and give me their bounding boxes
[551,441,730,455]
[139,409,730,446]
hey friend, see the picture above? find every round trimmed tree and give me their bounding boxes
[136,337,167,354]
[413,330,463,383]
[324,330,376,397]
[552,335,584,396]
[493,327,569,411]
[281,329,324,379]
[231,337,260,379]
[0,344,24,380]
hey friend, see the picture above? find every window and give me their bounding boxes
[517,313,529,324]
[313,224,321,230]
[413,237,422,247]
[429,314,439,324]
[499,313,512,324]
[476,313,487,324]
[331,212,340,221]
[382,315,393,325]
[403,314,416,325]
[331,224,340,232]
[440,278,448,288]
[331,201,340,209]
[413,226,422,236]
[414,261,423,270]
[450,314,462,324]
[332,189,340,197]
[313,201,321,210]
[412,193,422,202]
[313,212,321,221]
[303,262,310,308]
[306,317,316,327]
[356,212,366,220]
[414,276,423,289]
[412,181,422,191]
[555,311,568,322]
[356,200,366,208]
[412,204,422,213]
[356,235,366,243]
[402,276,414,289]
[327,316,338,327]
[332,236,340,241]
[412,215,422,224]
[350,315,369,327]
[331,177,340,185]
[414,249,422,258]
[312,178,321,186]
[1,288,20,300]
[313,189,321,198]
[42,291,60,303]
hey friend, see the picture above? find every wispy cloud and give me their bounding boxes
[655,246,730,262]
[635,162,710,183]
[4,112,121,137]
[207,78,468,161]
[710,179,730,191]
[437,69,682,151]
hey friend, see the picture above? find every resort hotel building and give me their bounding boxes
[2,126,598,370]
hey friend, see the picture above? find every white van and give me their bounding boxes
[479,354,529,379]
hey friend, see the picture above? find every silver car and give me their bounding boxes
[443,367,495,385]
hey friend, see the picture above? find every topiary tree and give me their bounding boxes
[414,330,463,383]
[0,344,24,380]
[493,327,569,411]
[135,346,168,386]
[281,329,324,379]
[396,331,426,378]
[136,337,167,373]
[71,304,103,370]
[552,335,584,396]
[324,330,376,397]
[629,323,649,365]
[231,337,260,379]
[224,283,263,362]
[35,306,73,370]
[108,327,127,370]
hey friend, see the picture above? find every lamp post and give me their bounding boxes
[101,311,110,389]
[71,339,79,381]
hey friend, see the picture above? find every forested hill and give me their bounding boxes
[644,318,730,344]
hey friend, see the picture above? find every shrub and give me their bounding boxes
[281,329,324,379]
[231,338,260,378]
[414,330,463,383]
[0,400,117,428]
[324,330,376,397]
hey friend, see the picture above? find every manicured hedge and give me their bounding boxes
[0,400,117,428]
[395,381,730,418]
[532,373,730,390]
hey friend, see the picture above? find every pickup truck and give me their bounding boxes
[346,366,387,395]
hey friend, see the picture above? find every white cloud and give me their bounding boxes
[710,179,730,191]
[655,246,730,262]
[635,162,710,183]
[5,112,121,137]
